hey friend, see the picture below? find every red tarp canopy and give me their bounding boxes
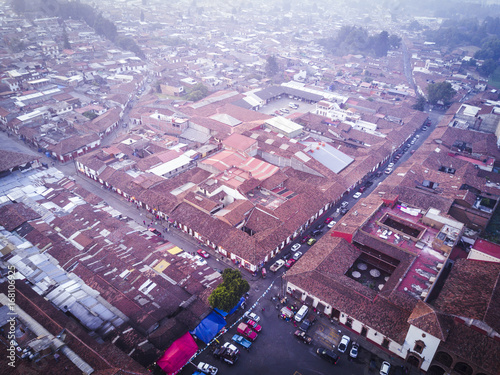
[157,332,198,374]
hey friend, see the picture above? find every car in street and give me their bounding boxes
[197,249,210,258]
[380,361,391,375]
[341,201,349,208]
[148,228,161,236]
[350,342,359,358]
[338,335,350,353]
[292,251,303,261]
[246,319,262,332]
[327,220,337,228]
[285,258,296,268]
[307,238,317,246]
[301,235,311,244]
[294,329,312,344]
[384,167,393,174]
[197,361,218,375]
[237,322,258,341]
[315,223,325,230]
[317,347,339,364]
[280,108,289,113]
[365,180,373,187]
[231,334,252,350]
[353,192,362,199]
[243,312,261,322]
[311,230,322,237]
[270,259,285,272]
[291,243,301,252]
[422,126,428,131]
[388,163,395,168]
[324,217,334,224]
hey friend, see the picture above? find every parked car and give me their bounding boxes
[294,329,312,344]
[246,319,262,332]
[359,186,366,193]
[270,259,285,272]
[384,168,393,174]
[282,252,291,261]
[307,238,317,246]
[293,251,303,261]
[237,322,258,341]
[299,313,317,332]
[231,334,252,350]
[212,342,239,365]
[353,192,362,199]
[317,347,339,364]
[315,223,325,230]
[365,181,373,187]
[197,361,218,375]
[388,163,395,168]
[380,361,391,375]
[327,220,337,228]
[325,217,334,224]
[350,342,359,358]
[148,228,161,236]
[301,235,311,244]
[311,230,322,237]
[197,249,210,258]
[291,243,301,252]
[243,312,261,322]
[341,201,349,208]
[285,258,296,268]
[338,335,350,353]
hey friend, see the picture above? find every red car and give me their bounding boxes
[285,259,296,268]
[197,249,210,258]
[300,235,311,244]
[246,319,262,332]
[324,217,333,224]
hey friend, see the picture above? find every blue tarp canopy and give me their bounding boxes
[190,311,226,344]
[214,296,245,317]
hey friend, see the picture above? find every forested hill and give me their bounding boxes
[319,26,401,58]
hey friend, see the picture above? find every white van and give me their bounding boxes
[294,305,309,322]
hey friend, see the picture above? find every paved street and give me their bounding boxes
[0,109,438,375]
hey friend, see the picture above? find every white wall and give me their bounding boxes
[404,325,441,371]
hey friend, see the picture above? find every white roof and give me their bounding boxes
[148,154,192,176]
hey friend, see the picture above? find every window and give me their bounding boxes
[414,340,425,354]
[382,338,390,349]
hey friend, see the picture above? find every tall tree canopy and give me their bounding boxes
[427,81,456,106]
[208,269,249,312]
[265,56,280,77]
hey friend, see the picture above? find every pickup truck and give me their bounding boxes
[232,334,252,350]
[270,259,285,272]
[237,322,258,341]
[212,342,240,365]
[299,313,317,332]
[294,329,312,344]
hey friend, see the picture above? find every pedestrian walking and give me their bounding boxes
[143,220,146,225]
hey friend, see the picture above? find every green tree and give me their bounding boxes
[208,269,249,312]
[82,111,98,120]
[373,31,389,57]
[389,34,402,49]
[427,81,456,106]
[62,27,71,50]
[478,58,498,77]
[265,56,280,77]
[412,95,426,111]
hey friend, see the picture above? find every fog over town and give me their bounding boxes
[0,0,500,375]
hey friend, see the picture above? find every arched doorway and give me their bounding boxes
[427,365,446,375]
[407,354,421,368]
[453,362,473,375]
[434,351,453,368]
